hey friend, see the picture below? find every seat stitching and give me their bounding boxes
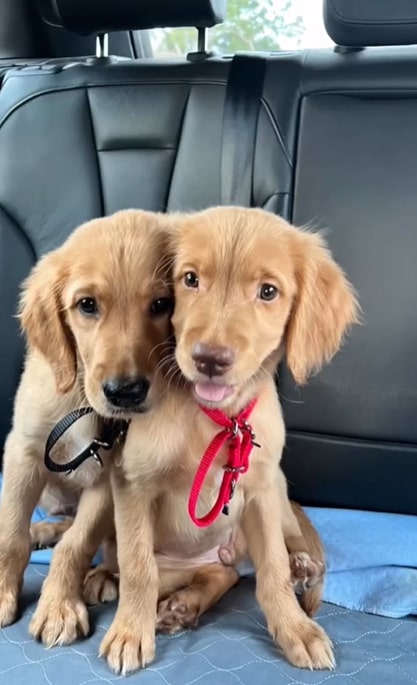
[165,85,192,212]
[85,88,104,216]
[97,146,177,152]
[0,79,227,129]
[0,204,36,260]
[260,97,292,169]
[260,191,290,209]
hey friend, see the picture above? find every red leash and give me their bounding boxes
[188,398,260,528]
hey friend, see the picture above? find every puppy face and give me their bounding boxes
[19,210,173,419]
[171,207,359,408]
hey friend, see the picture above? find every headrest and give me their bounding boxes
[39,0,227,36]
[323,0,417,47]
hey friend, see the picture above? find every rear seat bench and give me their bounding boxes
[0,0,416,683]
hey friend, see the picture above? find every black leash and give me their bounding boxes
[44,407,129,474]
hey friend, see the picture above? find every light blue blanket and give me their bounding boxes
[304,506,417,619]
[238,506,417,619]
[2,474,415,619]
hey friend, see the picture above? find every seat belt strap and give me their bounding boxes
[221,54,267,206]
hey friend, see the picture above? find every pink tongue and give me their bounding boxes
[195,382,230,402]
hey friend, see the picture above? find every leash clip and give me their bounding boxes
[87,422,129,468]
[90,442,105,466]
[242,420,261,448]
[228,419,240,439]
[65,438,105,476]
[89,435,115,466]
[221,477,238,517]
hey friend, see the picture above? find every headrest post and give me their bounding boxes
[334,45,364,54]
[187,26,213,62]
[197,26,207,53]
[96,33,109,58]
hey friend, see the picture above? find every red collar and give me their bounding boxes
[188,398,260,528]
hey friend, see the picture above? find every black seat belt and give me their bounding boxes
[221,54,267,207]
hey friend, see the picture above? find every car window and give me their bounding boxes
[148,0,333,58]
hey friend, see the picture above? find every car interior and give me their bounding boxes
[0,0,416,683]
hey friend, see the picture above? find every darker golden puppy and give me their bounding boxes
[0,210,173,646]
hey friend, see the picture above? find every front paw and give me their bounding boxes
[29,594,89,646]
[0,584,19,627]
[271,614,334,670]
[100,616,156,675]
[0,545,27,626]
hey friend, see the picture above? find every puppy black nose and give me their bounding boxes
[102,377,150,409]
[192,344,235,378]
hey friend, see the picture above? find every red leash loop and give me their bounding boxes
[188,398,259,528]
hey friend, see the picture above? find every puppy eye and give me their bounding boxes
[150,297,173,316]
[258,284,279,302]
[77,297,99,316]
[184,271,199,289]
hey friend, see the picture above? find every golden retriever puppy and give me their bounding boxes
[100,207,359,674]
[7,207,323,645]
[0,210,173,646]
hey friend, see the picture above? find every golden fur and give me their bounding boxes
[99,207,359,674]
[0,210,174,642]
[0,208,324,655]
[0,207,357,673]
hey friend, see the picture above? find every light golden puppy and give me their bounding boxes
[100,207,359,674]
[0,210,173,645]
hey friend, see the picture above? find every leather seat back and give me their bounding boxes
[281,2,417,515]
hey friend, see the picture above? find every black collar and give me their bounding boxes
[44,407,129,474]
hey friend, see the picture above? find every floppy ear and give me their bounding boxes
[286,231,360,385]
[19,251,77,393]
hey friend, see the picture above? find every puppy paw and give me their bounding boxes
[29,596,89,646]
[290,552,325,593]
[83,566,119,605]
[30,521,69,550]
[157,590,200,634]
[0,542,28,626]
[0,586,19,627]
[272,615,334,670]
[100,618,155,674]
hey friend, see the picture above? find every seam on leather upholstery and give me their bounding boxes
[85,88,104,216]
[261,191,290,210]
[260,97,292,169]
[299,87,417,97]
[96,145,177,152]
[287,428,417,448]
[165,85,192,212]
[0,80,227,130]
[0,204,36,261]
